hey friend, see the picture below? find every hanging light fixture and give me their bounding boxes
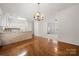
[33,3,44,21]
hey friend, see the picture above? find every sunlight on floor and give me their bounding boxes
[17,49,27,56]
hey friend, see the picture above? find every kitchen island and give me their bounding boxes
[0,31,32,46]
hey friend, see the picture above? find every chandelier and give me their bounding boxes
[33,3,44,21]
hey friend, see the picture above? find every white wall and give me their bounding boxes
[38,5,79,45]
[55,5,79,45]
[34,20,40,36]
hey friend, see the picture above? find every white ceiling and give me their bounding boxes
[0,3,79,20]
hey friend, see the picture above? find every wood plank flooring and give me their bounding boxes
[0,36,79,56]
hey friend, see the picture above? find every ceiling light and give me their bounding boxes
[33,3,44,21]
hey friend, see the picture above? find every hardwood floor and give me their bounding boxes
[0,36,79,56]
